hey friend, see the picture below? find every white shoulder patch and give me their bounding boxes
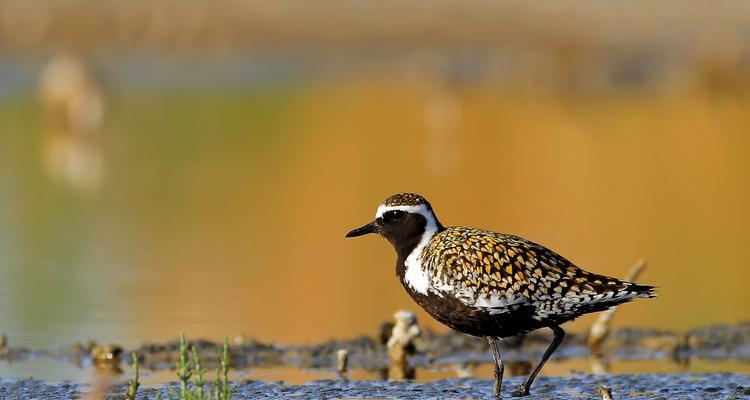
[376,204,438,295]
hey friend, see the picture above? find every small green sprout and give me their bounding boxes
[218,337,234,400]
[163,333,235,400]
[124,353,140,400]
[192,346,207,398]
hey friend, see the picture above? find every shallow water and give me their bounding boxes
[1,53,750,400]
[1,343,749,387]
[0,65,750,349]
[2,323,750,386]
[2,54,750,353]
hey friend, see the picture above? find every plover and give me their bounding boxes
[346,193,655,397]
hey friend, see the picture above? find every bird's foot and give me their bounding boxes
[511,386,529,397]
[491,378,502,398]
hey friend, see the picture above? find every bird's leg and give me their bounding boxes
[512,326,565,397]
[486,336,504,398]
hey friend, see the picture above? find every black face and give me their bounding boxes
[346,210,428,259]
[378,211,425,246]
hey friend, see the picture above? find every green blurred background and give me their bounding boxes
[0,0,749,354]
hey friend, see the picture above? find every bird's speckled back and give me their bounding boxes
[421,226,654,323]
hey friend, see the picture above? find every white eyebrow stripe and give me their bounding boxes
[375,204,431,219]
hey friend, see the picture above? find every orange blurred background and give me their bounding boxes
[0,0,749,352]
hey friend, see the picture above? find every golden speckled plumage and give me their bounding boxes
[422,226,651,322]
[382,193,429,207]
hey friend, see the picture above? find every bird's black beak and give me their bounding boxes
[345,220,380,238]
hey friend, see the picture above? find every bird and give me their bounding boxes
[346,193,655,397]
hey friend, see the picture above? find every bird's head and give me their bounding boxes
[346,193,443,257]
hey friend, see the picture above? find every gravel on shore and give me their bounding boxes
[1,373,749,399]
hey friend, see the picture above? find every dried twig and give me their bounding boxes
[0,334,8,358]
[336,349,349,379]
[588,259,647,374]
[387,310,420,380]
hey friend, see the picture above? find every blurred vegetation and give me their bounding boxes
[2,0,750,95]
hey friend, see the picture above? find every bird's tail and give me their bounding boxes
[621,282,657,299]
[581,279,656,309]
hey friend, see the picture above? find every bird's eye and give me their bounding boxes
[383,210,405,222]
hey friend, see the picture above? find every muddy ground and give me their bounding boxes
[1,322,749,399]
[2,322,741,371]
[1,373,749,399]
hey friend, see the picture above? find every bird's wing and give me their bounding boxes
[423,227,654,318]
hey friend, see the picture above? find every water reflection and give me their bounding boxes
[38,54,105,191]
[0,56,748,358]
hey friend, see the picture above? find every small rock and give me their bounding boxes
[596,385,614,400]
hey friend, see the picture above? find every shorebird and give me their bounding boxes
[346,193,655,397]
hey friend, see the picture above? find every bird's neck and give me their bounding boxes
[395,220,445,285]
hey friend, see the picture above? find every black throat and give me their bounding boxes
[384,214,445,280]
